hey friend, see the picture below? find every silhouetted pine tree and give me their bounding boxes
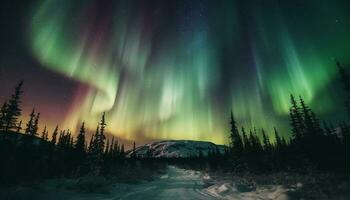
[241,126,250,150]
[25,108,35,135]
[251,128,262,153]
[299,96,316,139]
[97,113,106,153]
[41,125,48,140]
[289,94,304,141]
[51,125,59,144]
[75,122,86,154]
[99,112,106,145]
[88,113,107,176]
[0,101,8,130]
[32,113,40,136]
[55,129,75,176]
[261,129,271,151]
[336,61,350,117]
[88,125,101,175]
[274,127,282,149]
[74,122,86,174]
[3,81,23,131]
[229,110,243,156]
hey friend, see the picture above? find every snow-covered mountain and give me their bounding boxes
[127,140,226,158]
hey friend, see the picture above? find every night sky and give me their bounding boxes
[1,0,350,145]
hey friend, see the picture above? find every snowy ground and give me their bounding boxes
[1,166,299,200]
[202,180,290,200]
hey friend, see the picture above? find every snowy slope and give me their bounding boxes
[127,140,226,158]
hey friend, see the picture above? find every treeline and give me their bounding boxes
[0,82,131,184]
[227,61,350,173]
[1,61,350,183]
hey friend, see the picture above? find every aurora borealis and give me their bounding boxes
[1,0,350,145]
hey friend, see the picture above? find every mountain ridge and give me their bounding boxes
[127,140,226,158]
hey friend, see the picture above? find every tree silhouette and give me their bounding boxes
[241,126,250,150]
[299,96,315,139]
[3,81,23,131]
[289,94,304,141]
[336,61,350,117]
[25,108,35,135]
[0,84,136,182]
[32,112,40,136]
[75,122,86,153]
[0,101,8,130]
[99,112,106,151]
[51,125,59,144]
[74,122,86,173]
[87,113,107,176]
[41,125,48,140]
[274,127,282,149]
[261,128,271,151]
[229,110,243,156]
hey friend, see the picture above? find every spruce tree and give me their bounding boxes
[25,108,35,135]
[261,129,271,151]
[51,125,59,144]
[274,127,282,149]
[336,61,350,117]
[289,94,306,141]
[74,122,86,169]
[4,81,23,131]
[31,112,40,136]
[41,125,48,140]
[99,112,106,151]
[289,95,304,141]
[241,126,249,150]
[75,122,86,153]
[229,110,243,155]
[250,128,262,153]
[0,101,8,130]
[88,114,106,176]
[299,96,319,145]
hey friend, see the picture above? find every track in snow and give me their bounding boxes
[0,166,219,200]
[116,166,218,200]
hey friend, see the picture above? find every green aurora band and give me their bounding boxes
[29,0,350,144]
